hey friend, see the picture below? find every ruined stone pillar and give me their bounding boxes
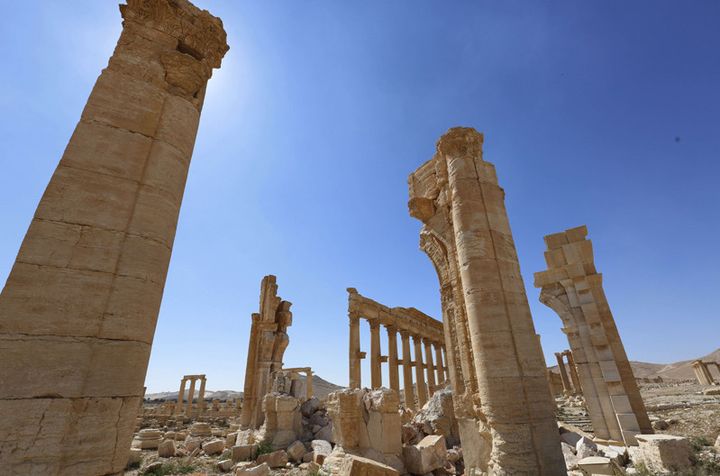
[370,321,382,389]
[186,377,197,415]
[424,338,437,394]
[198,376,207,411]
[386,326,400,394]
[0,2,228,473]
[409,128,566,474]
[555,352,572,395]
[413,335,428,407]
[176,377,187,414]
[536,225,652,444]
[349,313,361,389]
[400,331,416,411]
[305,370,314,399]
[703,363,716,385]
[565,351,582,394]
[434,343,445,385]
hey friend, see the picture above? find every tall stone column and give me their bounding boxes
[198,376,207,412]
[176,377,187,414]
[424,338,437,395]
[370,321,382,389]
[434,343,445,385]
[564,351,582,394]
[240,314,260,428]
[555,353,572,394]
[0,2,228,474]
[400,331,416,411]
[386,326,400,394]
[186,377,197,415]
[305,370,314,399]
[409,128,566,474]
[349,313,361,389]
[692,362,709,385]
[413,335,428,407]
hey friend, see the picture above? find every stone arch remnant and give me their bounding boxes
[0,0,228,474]
[408,127,567,475]
[534,225,653,445]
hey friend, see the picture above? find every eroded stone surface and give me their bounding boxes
[0,0,227,474]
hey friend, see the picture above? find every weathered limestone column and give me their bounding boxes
[370,321,382,389]
[555,353,572,394]
[0,2,228,474]
[349,313,361,389]
[409,128,566,474]
[386,326,400,394]
[703,363,716,384]
[400,331,416,411]
[424,338,437,394]
[305,370,314,399]
[176,377,187,414]
[413,335,428,407]
[693,361,714,385]
[198,376,207,411]
[434,343,445,385]
[564,351,582,394]
[186,377,197,415]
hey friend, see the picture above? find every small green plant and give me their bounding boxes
[142,462,198,476]
[256,440,274,456]
[690,436,711,452]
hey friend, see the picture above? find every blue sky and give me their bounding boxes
[1,1,718,393]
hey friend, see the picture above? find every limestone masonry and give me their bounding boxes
[0,0,228,474]
[408,127,567,474]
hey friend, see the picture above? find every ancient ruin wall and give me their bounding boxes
[408,127,566,474]
[0,1,228,473]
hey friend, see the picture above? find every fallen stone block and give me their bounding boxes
[203,438,225,456]
[577,456,626,475]
[217,458,234,472]
[256,449,289,468]
[339,454,399,475]
[235,462,270,476]
[402,434,447,474]
[312,439,332,465]
[157,439,176,458]
[287,440,307,463]
[633,434,692,474]
[232,444,258,462]
[576,436,598,459]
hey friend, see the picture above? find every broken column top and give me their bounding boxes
[435,126,484,157]
[120,0,230,69]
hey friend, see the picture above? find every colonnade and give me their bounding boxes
[347,288,447,410]
[176,374,207,415]
[555,350,582,395]
[692,360,720,386]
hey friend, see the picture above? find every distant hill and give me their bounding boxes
[146,374,343,401]
[549,348,720,381]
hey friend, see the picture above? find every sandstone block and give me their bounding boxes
[634,434,692,474]
[577,456,625,475]
[235,462,270,476]
[402,434,447,474]
[286,440,307,462]
[126,448,142,467]
[256,449,289,468]
[576,436,598,459]
[232,444,258,462]
[217,459,234,472]
[203,438,225,455]
[157,439,176,458]
[339,454,399,476]
[312,439,333,464]
[190,422,212,437]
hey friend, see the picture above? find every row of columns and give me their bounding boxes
[692,360,720,386]
[176,375,207,415]
[555,350,582,395]
[350,315,447,411]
